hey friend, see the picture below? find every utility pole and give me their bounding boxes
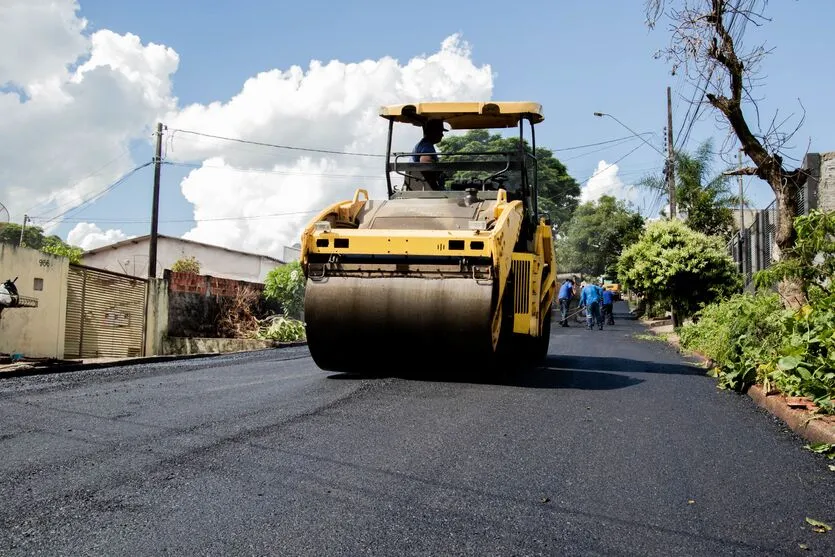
[148,122,163,278]
[18,214,28,247]
[666,86,676,219]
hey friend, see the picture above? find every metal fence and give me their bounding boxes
[727,152,824,290]
[728,193,797,290]
[728,201,778,290]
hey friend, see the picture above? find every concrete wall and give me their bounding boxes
[165,270,279,338]
[82,237,283,283]
[0,245,69,358]
[162,337,284,355]
[819,152,835,213]
[144,278,168,357]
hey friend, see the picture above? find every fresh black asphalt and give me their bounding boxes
[1,302,833,556]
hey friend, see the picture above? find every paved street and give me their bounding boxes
[1,302,833,556]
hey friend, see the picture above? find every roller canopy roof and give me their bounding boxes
[379,102,544,129]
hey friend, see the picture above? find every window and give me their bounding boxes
[33,278,44,291]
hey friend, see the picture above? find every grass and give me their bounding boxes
[633,332,669,343]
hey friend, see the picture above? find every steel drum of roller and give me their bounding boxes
[304,276,496,373]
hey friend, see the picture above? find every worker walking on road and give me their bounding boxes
[557,278,574,327]
[602,287,615,326]
[579,280,604,331]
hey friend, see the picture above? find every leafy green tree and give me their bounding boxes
[556,195,644,276]
[263,261,306,319]
[0,222,82,263]
[438,130,581,231]
[40,239,83,264]
[639,139,740,238]
[617,219,741,325]
[171,255,201,274]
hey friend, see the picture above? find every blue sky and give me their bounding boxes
[5,0,834,253]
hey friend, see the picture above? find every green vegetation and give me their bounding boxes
[639,139,740,239]
[678,211,835,413]
[255,316,306,342]
[438,130,581,231]
[0,222,83,263]
[171,255,201,274]
[804,443,835,460]
[678,293,789,389]
[556,195,644,276]
[633,333,668,343]
[264,260,305,319]
[39,239,83,264]
[617,219,740,324]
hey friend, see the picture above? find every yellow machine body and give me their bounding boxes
[299,102,557,372]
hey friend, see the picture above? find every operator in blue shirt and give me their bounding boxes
[412,119,448,190]
[557,278,575,327]
[579,280,605,331]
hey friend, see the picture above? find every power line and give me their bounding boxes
[169,126,661,160]
[21,145,138,218]
[31,162,153,227]
[552,133,656,152]
[578,142,648,186]
[163,161,386,180]
[41,209,322,225]
[168,128,386,158]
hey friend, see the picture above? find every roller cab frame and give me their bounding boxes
[300,102,557,373]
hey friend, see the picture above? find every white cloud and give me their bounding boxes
[0,0,178,232]
[1,0,494,257]
[67,222,131,250]
[580,160,639,206]
[0,0,89,87]
[165,33,494,255]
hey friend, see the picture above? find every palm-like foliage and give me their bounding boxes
[639,139,743,239]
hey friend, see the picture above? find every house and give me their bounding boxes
[81,234,285,283]
[0,244,69,359]
[283,243,301,263]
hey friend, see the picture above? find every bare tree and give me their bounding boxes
[645,0,809,307]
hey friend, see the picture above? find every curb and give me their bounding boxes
[0,341,308,379]
[746,385,835,445]
[642,325,835,446]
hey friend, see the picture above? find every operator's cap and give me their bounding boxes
[424,119,449,133]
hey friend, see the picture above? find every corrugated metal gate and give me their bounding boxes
[64,265,147,359]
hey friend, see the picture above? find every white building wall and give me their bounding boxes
[283,245,301,262]
[81,237,283,283]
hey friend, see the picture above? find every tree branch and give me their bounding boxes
[723,167,758,176]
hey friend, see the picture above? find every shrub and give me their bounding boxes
[256,316,306,342]
[171,255,200,274]
[617,219,741,323]
[679,292,789,391]
[680,292,835,413]
[764,295,835,412]
[216,285,261,339]
[264,261,305,318]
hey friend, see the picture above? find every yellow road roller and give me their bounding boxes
[299,101,557,373]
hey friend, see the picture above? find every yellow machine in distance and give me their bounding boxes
[299,102,557,372]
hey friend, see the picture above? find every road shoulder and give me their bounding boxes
[0,341,308,379]
[642,319,835,446]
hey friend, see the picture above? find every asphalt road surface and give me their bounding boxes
[1,302,833,556]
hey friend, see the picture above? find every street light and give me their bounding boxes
[593,112,665,156]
